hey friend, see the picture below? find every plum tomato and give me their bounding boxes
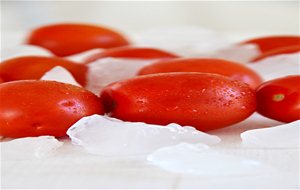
[256,75,300,122]
[84,46,179,63]
[138,58,263,89]
[242,35,300,53]
[26,23,130,56]
[100,73,256,131]
[251,45,300,62]
[0,56,87,85]
[0,80,104,138]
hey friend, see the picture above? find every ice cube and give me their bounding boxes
[132,26,231,57]
[148,143,274,176]
[248,53,300,81]
[1,45,52,61]
[40,66,81,87]
[66,48,104,63]
[67,115,220,156]
[86,58,157,94]
[241,120,300,148]
[1,136,63,160]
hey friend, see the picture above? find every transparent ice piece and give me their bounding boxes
[248,53,300,81]
[1,45,52,61]
[241,120,300,148]
[1,136,63,160]
[67,115,220,156]
[86,58,157,94]
[148,143,273,176]
[40,66,81,87]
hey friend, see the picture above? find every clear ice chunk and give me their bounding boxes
[1,45,52,61]
[1,136,63,160]
[148,143,273,176]
[248,53,300,81]
[67,115,221,156]
[40,66,81,87]
[66,48,104,63]
[86,58,158,94]
[241,120,300,148]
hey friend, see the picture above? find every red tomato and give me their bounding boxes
[26,23,130,56]
[100,73,256,131]
[242,35,300,53]
[256,75,300,122]
[138,58,262,89]
[85,46,179,63]
[251,45,300,62]
[0,80,104,138]
[0,56,87,85]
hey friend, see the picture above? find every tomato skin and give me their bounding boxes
[256,75,300,122]
[0,56,87,85]
[242,35,300,53]
[251,45,300,62]
[26,23,130,56]
[0,80,104,138]
[100,73,256,131]
[85,46,179,63]
[138,58,262,89]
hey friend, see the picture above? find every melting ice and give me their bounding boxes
[1,136,63,160]
[148,143,273,176]
[241,120,300,148]
[67,115,220,156]
[86,58,158,94]
[40,66,82,87]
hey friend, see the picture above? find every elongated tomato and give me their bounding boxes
[100,73,256,131]
[85,46,179,63]
[138,58,262,89]
[26,23,130,56]
[0,56,87,85]
[242,35,300,53]
[0,80,104,138]
[251,45,300,62]
[256,75,300,122]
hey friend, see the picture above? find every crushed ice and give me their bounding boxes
[1,136,63,160]
[86,58,158,94]
[248,53,300,81]
[40,66,82,87]
[1,45,53,61]
[241,120,300,148]
[67,114,220,156]
[148,143,274,176]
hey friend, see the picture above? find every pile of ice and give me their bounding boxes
[67,114,220,156]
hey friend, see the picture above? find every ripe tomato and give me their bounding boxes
[251,45,300,62]
[242,35,300,53]
[26,23,130,56]
[138,58,262,89]
[85,46,179,63]
[100,73,256,131]
[0,80,104,138]
[256,75,300,122]
[0,56,87,85]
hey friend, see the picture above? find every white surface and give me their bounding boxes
[1,113,299,188]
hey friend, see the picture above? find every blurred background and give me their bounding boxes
[1,1,299,48]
